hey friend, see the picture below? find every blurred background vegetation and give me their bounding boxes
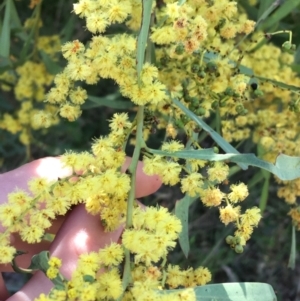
[1,0,300,300]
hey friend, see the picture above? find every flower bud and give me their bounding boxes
[235,244,244,254]
[226,235,234,244]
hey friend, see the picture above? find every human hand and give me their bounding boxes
[0,157,161,300]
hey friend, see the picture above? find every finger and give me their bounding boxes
[7,205,124,300]
[1,156,160,203]
[50,205,124,278]
[5,270,51,301]
[0,273,10,300]
[122,157,161,198]
[0,156,161,272]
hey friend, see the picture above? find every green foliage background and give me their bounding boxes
[1,0,300,300]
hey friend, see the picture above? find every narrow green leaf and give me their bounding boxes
[0,1,6,11]
[239,0,258,20]
[83,95,134,110]
[146,147,300,181]
[260,0,300,30]
[193,282,277,301]
[288,225,296,269]
[160,283,277,301]
[248,172,265,189]
[9,0,27,41]
[291,64,300,73]
[19,3,41,62]
[255,76,300,93]
[258,0,277,19]
[259,174,270,214]
[136,0,153,80]
[0,0,11,57]
[175,195,195,258]
[39,50,62,75]
[0,54,12,73]
[27,250,66,288]
[172,98,248,170]
[60,14,76,43]
[294,44,300,64]
[28,250,50,272]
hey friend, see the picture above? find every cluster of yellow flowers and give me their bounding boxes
[35,207,209,301]
[2,0,300,298]
[143,139,261,248]
[0,34,60,146]
[0,113,133,264]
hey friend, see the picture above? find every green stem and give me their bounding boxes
[121,106,145,293]
[215,106,221,136]
[32,1,42,61]
[126,106,145,227]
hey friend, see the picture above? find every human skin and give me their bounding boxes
[0,157,161,300]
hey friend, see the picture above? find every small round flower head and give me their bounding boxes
[219,205,240,225]
[228,182,249,203]
[143,155,164,175]
[239,19,256,34]
[194,266,212,286]
[166,264,186,288]
[28,177,51,195]
[78,252,100,273]
[109,112,132,134]
[32,111,53,129]
[156,215,182,240]
[73,0,98,18]
[86,12,109,34]
[201,188,223,207]
[180,172,203,197]
[97,268,123,300]
[98,242,124,266]
[45,86,67,104]
[68,59,93,82]
[141,63,159,84]
[207,162,229,183]
[0,245,16,264]
[59,103,82,121]
[240,207,261,227]
[165,2,180,20]
[0,203,22,228]
[61,40,85,59]
[20,224,44,243]
[69,87,87,105]
[235,223,254,244]
[107,1,132,24]
[160,161,182,185]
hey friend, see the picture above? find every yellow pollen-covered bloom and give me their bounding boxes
[59,103,82,121]
[98,242,124,266]
[240,207,261,227]
[207,162,229,183]
[0,245,16,264]
[228,182,249,203]
[86,12,109,34]
[201,188,223,207]
[180,172,203,197]
[219,205,240,225]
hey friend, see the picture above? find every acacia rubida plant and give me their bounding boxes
[1,0,300,300]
